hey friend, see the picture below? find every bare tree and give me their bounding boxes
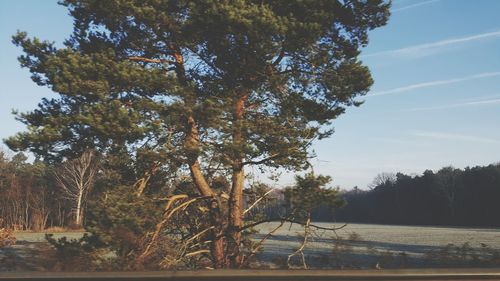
[368,172,397,189]
[54,150,98,227]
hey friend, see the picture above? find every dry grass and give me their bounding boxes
[12,227,85,234]
[44,227,77,233]
[0,228,16,248]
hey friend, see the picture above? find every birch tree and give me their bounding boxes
[54,150,98,227]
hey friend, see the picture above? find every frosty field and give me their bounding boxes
[2,223,500,270]
[257,222,500,250]
[253,222,500,268]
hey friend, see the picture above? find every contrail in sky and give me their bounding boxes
[410,97,500,111]
[392,0,441,12]
[410,130,500,144]
[362,30,500,58]
[369,72,500,97]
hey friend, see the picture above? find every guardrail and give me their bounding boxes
[1,269,500,281]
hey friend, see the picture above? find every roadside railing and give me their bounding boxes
[2,269,500,281]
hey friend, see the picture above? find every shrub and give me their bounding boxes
[0,228,15,248]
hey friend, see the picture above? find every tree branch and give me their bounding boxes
[272,49,286,66]
[242,153,281,166]
[128,56,176,64]
[240,219,285,268]
[243,188,274,215]
[138,195,211,261]
[185,46,223,77]
[287,217,310,269]
[240,218,347,232]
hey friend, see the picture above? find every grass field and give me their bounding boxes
[254,222,500,268]
[2,223,500,270]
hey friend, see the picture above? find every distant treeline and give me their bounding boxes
[0,149,101,231]
[333,163,500,227]
[2,147,499,230]
[249,162,500,228]
[0,152,69,231]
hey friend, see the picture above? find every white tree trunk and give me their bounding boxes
[76,189,83,226]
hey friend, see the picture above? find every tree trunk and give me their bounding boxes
[227,93,248,267]
[189,159,226,268]
[208,198,226,269]
[76,188,83,227]
[186,114,226,268]
[228,166,244,267]
[172,44,228,268]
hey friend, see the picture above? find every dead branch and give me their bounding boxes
[287,217,311,269]
[159,226,215,269]
[240,218,347,232]
[184,249,210,258]
[135,163,161,196]
[138,195,211,261]
[240,219,285,268]
[163,194,189,211]
[243,188,274,215]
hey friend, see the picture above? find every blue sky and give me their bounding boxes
[1,0,500,189]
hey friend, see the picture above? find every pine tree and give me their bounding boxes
[7,0,390,268]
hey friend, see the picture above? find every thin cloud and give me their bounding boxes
[392,0,419,4]
[410,130,500,144]
[370,137,431,147]
[369,72,500,97]
[393,0,441,12]
[410,98,500,111]
[363,30,500,58]
[457,93,500,103]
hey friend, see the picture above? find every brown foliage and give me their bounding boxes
[0,227,16,248]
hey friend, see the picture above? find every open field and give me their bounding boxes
[254,223,500,268]
[2,223,500,270]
